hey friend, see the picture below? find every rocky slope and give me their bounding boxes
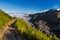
[29,9,60,38]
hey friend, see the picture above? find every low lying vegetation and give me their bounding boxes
[15,18,59,40]
[0,9,11,28]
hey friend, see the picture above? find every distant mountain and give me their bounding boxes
[29,9,60,38]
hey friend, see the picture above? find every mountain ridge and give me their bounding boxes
[29,9,60,38]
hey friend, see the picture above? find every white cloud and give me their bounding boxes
[57,8,60,10]
[34,9,49,13]
[40,9,49,12]
[52,5,60,10]
[53,5,59,9]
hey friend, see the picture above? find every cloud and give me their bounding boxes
[57,8,60,10]
[53,5,59,9]
[35,9,49,13]
[52,5,60,10]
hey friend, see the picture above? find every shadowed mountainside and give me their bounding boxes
[29,9,60,38]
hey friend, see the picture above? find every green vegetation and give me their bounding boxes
[0,9,59,40]
[15,18,59,40]
[0,9,11,28]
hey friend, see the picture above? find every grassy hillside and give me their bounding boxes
[0,9,11,28]
[15,18,59,40]
[0,9,59,40]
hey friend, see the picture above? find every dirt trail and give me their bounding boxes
[0,19,19,40]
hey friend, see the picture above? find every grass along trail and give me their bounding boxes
[0,19,16,40]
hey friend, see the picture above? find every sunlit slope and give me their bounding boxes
[15,18,59,40]
[0,9,11,28]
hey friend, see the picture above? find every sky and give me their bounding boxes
[0,0,60,13]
